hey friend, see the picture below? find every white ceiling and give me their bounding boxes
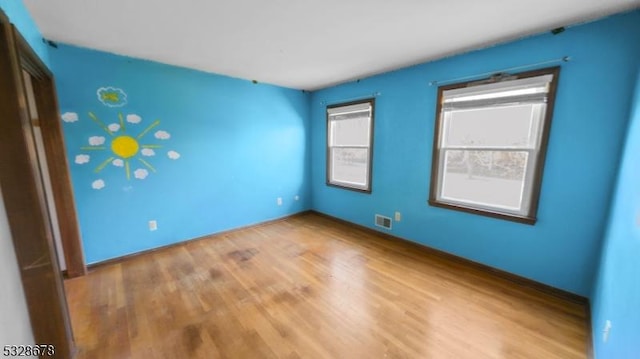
[24,0,640,90]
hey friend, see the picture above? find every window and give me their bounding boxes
[327,99,374,192]
[429,67,560,224]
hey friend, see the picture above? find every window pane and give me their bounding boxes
[330,116,370,146]
[443,104,542,148]
[440,150,528,210]
[330,148,368,187]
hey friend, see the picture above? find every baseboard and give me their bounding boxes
[586,302,595,359]
[310,210,589,305]
[85,210,312,271]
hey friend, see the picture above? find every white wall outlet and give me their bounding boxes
[148,220,157,231]
[294,195,300,201]
[603,320,612,343]
[394,211,401,222]
[277,197,283,206]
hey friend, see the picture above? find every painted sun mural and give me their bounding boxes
[63,87,180,190]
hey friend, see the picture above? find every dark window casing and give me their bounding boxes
[428,67,560,224]
[326,98,375,193]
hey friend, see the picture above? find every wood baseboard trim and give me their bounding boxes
[85,210,312,271]
[586,303,595,359]
[310,210,588,305]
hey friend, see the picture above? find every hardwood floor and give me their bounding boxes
[64,212,589,359]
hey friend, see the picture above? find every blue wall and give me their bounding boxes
[591,68,640,358]
[51,45,311,264]
[0,0,49,66]
[310,10,640,296]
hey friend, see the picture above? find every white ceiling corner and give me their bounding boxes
[23,0,640,90]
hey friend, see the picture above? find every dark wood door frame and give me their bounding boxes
[17,32,87,279]
[0,9,82,358]
[1,12,86,278]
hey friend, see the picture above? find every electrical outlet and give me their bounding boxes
[277,197,283,206]
[395,211,401,222]
[148,220,157,231]
[603,320,612,343]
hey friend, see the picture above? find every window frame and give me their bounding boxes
[326,98,375,193]
[428,67,560,224]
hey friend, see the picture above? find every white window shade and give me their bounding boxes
[327,102,371,116]
[442,75,553,109]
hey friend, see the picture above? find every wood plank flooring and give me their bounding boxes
[64,212,589,359]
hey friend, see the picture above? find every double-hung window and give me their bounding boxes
[327,99,374,192]
[429,67,560,224]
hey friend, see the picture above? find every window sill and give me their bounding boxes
[326,182,372,194]
[427,200,536,225]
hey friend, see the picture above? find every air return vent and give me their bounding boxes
[375,214,392,230]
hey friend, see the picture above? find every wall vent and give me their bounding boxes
[375,214,392,230]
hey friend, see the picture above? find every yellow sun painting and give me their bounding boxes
[80,112,165,180]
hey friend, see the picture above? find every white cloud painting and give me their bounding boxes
[154,130,171,140]
[91,179,105,190]
[134,168,149,180]
[75,154,90,164]
[126,114,142,123]
[88,136,105,146]
[141,148,155,156]
[61,112,79,123]
[167,150,181,160]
